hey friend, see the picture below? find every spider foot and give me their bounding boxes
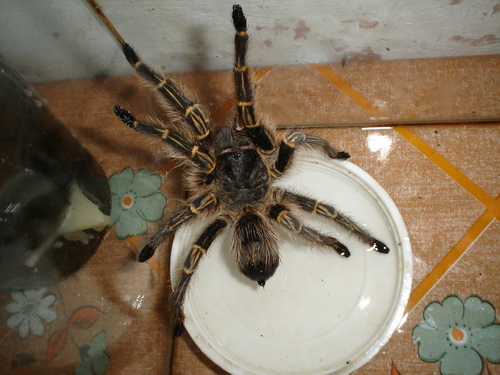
[174,320,184,337]
[337,242,351,257]
[372,239,390,254]
[173,305,185,336]
[232,5,246,32]
[337,151,351,159]
[113,106,135,128]
[138,243,157,262]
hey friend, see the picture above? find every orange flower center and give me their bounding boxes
[451,328,464,341]
[122,195,133,208]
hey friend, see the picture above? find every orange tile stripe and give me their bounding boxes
[394,126,500,314]
[126,235,169,285]
[254,65,275,82]
[210,100,234,124]
[394,126,500,218]
[404,198,498,314]
[391,360,403,375]
[126,235,140,250]
[309,64,381,118]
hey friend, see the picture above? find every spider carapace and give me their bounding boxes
[90,2,390,336]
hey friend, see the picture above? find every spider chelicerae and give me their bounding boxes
[90,2,390,336]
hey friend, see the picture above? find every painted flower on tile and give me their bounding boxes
[109,167,167,239]
[413,295,500,375]
[75,330,109,375]
[5,288,57,339]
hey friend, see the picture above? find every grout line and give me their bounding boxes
[405,199,498,314]
[394,126,499,219]
[309,63,381,117]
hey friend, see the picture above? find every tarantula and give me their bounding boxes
[91,2,389,336]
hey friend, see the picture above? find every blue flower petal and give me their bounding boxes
[110,194,123,226]
[29,315,45,337]
[414,295,500,374]
[88,331,108,356]
[88,331,109,375]
[18,318,29,339]
[471,324,500,363]
[439,345,483,375]
[114,210,148,239]
[109,167,135,196]
[6,312,24,329]
[413,323,448,362]
[135,193,167,222]
[423,296,464,330]
[75,359,93,375]
[109,167,168,239]
[463,296,496,328]
[91,353,110,375]
[132,169,163,196]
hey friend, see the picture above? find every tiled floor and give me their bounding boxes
[1,56,498,374]
[170,123,500,375]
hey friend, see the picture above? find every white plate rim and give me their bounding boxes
[171,154,412,375]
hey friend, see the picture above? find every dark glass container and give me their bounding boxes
[0,58,111,289]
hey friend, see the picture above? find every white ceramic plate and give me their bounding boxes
[171,152,412,375]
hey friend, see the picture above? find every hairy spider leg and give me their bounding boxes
[279,190,390,254]
[87,0,212,143]
[268,204,350,257]
[86,0,127,44]
[114,106,215,174]
[273,131,351,176]
[232,5,276,151]
[172,217,228,336]
[139,193,218,262]
[120,44,212,143]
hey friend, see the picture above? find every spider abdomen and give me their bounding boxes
[215,147,270,211]
[230,211,280,286]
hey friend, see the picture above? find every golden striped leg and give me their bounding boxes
[273,132,350,176]
[86,0,211,142]
[232,5,275,151]
[114,107,215,174]
[120,44,211,142]
[268,204,350,257]
[281,190,390,254]
[172,217,228,336]
[138,193,218,262]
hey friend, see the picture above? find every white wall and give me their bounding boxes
[0,0,499,82]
